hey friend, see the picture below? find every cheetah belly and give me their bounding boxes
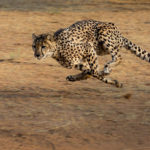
[94,41,110,56]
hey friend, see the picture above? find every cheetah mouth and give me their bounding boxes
[36,56,43,60]
[35,55,44,60]
[35,52,54,60]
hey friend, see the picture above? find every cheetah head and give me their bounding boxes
[32,33,56,60]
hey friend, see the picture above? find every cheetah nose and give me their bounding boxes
[35,54,40,58]
[35,54,42,60]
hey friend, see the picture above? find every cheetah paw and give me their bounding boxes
[103,67,111,75]
[66,75,76,82]
[114,80,123,88]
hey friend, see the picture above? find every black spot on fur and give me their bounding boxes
[138,48,141,52]
[129,41,132,45]
[107,44,110,47]
[137,53,141,57]
[142,50,146,54]
[54,28,64,39]
[132,50,136,54]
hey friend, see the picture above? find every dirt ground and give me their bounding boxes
[0,0,150,150]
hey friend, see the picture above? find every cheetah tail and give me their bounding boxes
[123,37,150,63]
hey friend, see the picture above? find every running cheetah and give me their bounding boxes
[32,20,150,87]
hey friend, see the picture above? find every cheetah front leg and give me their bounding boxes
[66,62,91,81]
[66,70,91,81]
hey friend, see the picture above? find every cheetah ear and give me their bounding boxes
[46,33,54,42]
[32,33,37,40]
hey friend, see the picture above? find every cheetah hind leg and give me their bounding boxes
[90,71,122,88]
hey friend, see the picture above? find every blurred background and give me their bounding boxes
[0,0,150,12]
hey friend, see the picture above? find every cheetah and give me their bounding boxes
[32,20,150,87]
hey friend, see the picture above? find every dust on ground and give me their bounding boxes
[0,0,150,150]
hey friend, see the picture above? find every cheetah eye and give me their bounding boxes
[32,45,36,49]
[42,46,46,49]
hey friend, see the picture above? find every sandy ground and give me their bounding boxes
[0,1,150,150]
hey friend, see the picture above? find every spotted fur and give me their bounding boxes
[32,20,150,87]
